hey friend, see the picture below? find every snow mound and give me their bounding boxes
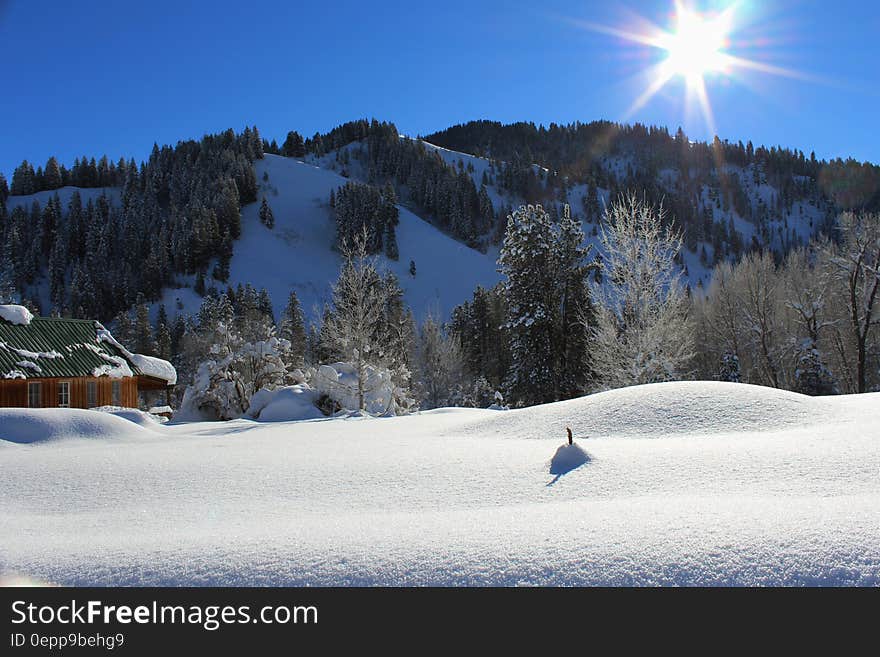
[0,305,33,326]
[549,443,590,475]
[469,381,830,440]
[0,408,154,444]
[246,385,324,422]
[92,406,168,426]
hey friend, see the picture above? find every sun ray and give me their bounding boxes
[622,63,678,121]
[565,1,812,134]
[691,75,717,138]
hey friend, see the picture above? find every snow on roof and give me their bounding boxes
[0,305,33,326]
[129,353,177,385]
[96,323,177,384]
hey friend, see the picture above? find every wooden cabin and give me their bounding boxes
[0,306,175,409]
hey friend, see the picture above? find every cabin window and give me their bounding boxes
[27,382,42,408]
[58,382,71,408]
[87,381,97,408]
[112,380,121,406]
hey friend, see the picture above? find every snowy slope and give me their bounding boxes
[168,154,501,322]
[3,143,832,320]
[1,381,878,586]
[5,186,120,213]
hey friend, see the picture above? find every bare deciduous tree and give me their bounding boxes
[820,212,880,393]
[589,194,694,389]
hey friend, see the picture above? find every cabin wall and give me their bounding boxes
[0,377,139,409]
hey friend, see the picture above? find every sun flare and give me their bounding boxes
[570,1,807,134]
[658,6,731,83]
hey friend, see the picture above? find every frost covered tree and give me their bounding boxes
[180,292,290,420]
[318,231,415,413]
[818,212,880,393]
[414,314,467,409]
[782,247,837,392]
[736,251,786,388]
[590,194,693,389]
[320,232,387,411]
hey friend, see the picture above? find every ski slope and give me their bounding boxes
[1,381,878,586]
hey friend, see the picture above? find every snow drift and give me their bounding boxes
[0,408,155,444]
[466,381,831,441]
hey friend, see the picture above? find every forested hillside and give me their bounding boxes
[4,117,880,411]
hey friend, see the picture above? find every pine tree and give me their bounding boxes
[0,241,18,303]
[155,305,173,361]
[498,205,557,406]
[554,205,598,397]
[279,290,306,368]
[793,340,837,396]
[44,156,63,190]
[134,294,157,355]
[282,131,306,158]
[719,353,741,383]
[259,197,274,229]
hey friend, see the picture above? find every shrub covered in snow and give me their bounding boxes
[179,321,291,421]
[246,385,323,422]
[311,361,415,416]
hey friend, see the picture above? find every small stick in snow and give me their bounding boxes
[566,427,573,445]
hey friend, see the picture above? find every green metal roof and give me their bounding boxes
[0,316,142,380]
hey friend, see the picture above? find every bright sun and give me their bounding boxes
[659,6,731,83]
[573,1,805,133]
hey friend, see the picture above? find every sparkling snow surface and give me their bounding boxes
[1,382,878,586]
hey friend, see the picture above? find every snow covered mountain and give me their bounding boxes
[2,381,878,586]
[4,127,839,324]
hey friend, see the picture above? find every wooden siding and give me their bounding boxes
[0,376,139,409]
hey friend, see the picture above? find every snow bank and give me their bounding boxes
[92,406,169,426]
[246,385,324,422]
[0,304,33,325]
[0,408,154,444]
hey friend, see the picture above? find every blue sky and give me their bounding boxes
[1,0,878,178]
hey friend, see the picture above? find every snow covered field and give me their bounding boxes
[1,381,878,586]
